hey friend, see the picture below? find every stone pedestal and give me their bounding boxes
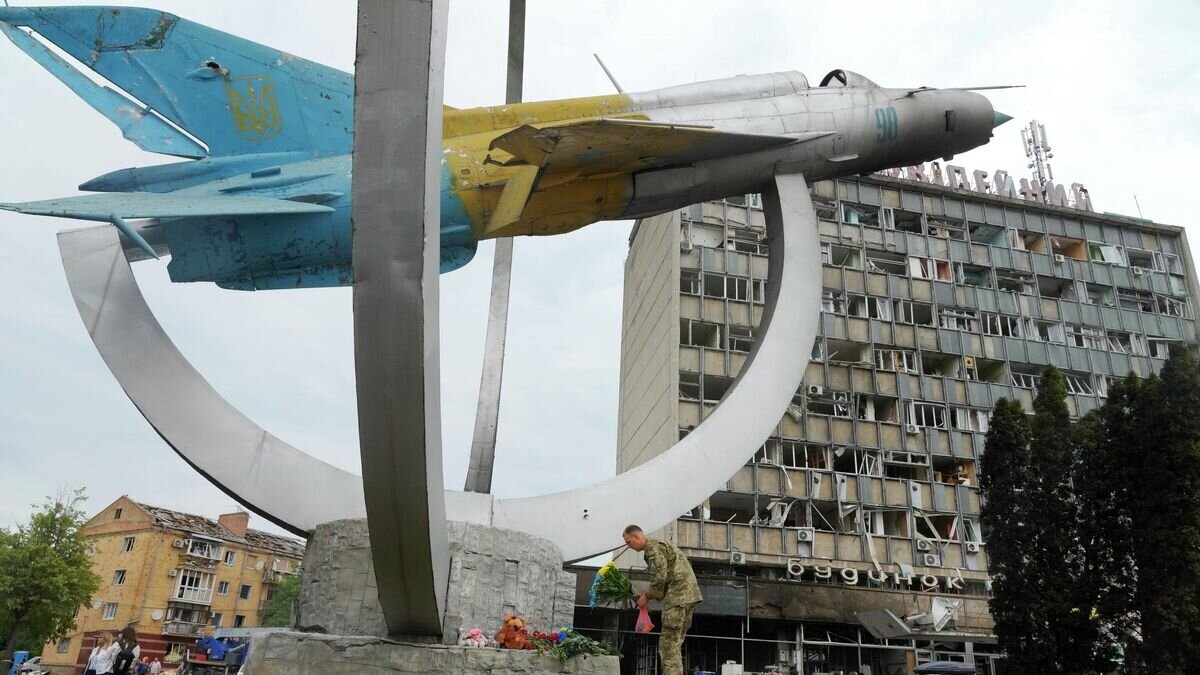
[244,632,618,674]
[296,520,576,643]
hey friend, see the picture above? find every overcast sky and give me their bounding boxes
[1,1,1197,537]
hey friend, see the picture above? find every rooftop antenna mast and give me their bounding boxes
[1021,120,1054,189]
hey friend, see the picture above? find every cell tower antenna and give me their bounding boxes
[1022,119,1054,189]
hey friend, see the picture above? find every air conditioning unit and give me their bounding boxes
[923,554,942,567]
[966,542,981,553]
[730,550,746,565]
[172,539,185,548]
[167,569,178,577]
[1132,266,1146,276]
[963,356,976,368]
[796,527,815,543]
[916,539,932,552]
[680,239,693,253]
[1054,253,1067,264]
[807,384,824,397]
[906,424,920,434]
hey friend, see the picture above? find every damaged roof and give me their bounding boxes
[135,501,304,557]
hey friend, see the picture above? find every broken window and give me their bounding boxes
[1148,338,1173,359]
[811,338,824,361]
[808,391,852,418]
[826,340,869,364]
[680,269,701,295]
[875,349,918,373]
[921,352,958,378]
[1010,365,1043,389]
[890,209,924,234]
[1037,275,1076,300]
[1050,235,1088,261]
[910,257,952,281]
[822,243,862,268]
[893,299,935,326]
[1157,295,1186,318]
[728,325,754,352]
[679,372,701,401]
[703,273,749,301]
[1165,253,1184,275]
[1063,373,1095,396]
[822,291,846,314]
[680,319,722,348]
[1095,375,1122,398]
[1066,325,1106,350]
[906,402,947,429]
[865,249,907,275]
[939,308,979,332]
[756,440,829,469]
[1029,320,1065,344]
[847,295,892,320]
[1117,288,1155,312]
[1106,330,1147,356]
[187,539,220,560]
[842,203,879,227]
[928,217,966,240]
[1126,248,1164,273]
[856,394,899,422]
[996,271,1035,294]
[1084,283,1115,306]
[1088,242,1125,266]
[982,313,1022,338]
[956,263,992,288]
[701,374,733,403]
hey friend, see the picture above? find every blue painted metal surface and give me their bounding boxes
[0,6,477,287]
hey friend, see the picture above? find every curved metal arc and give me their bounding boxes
[57,225,367,537]
[57,171,821,565]
[488,172,821,560]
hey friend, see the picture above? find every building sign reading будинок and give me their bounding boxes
[877,162,1094,213]
[786,558,977,592]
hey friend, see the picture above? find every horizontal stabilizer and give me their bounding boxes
[1,193,335,221]
[0,21,207,159]
[489,118,817,176]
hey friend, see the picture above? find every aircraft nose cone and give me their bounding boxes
[993,111,1014,128]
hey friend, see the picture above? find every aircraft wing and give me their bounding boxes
[1,193,335,260]
[488,118,827,176]
[0,193,335,221]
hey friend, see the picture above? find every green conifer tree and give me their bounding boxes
[1124,349,1200,671]
[980,398,1043,671]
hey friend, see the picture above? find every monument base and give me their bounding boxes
[243,632,619,674]
[296,520,576,642]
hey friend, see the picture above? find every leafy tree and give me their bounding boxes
[980,398,1042,672]
[1026,366,1091,670]
[0,489,101,668]
[1071,406,1134,671]
[260,571,300,627]
[1123,348,1200,671]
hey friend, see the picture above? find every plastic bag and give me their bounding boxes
[635,607,655,633]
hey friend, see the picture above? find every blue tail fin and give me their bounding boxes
[0,6,353,158]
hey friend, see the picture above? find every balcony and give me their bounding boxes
[162,620,207,637]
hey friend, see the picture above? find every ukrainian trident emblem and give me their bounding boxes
[224,75,283,141]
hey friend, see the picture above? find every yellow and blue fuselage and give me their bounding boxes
[0,6,1006,291]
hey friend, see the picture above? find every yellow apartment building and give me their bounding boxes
[38,496,303,674]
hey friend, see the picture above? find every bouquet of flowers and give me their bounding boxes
[588,560,635,608]
[529,627,620,663]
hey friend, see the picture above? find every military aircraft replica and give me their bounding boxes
[0,6,1012,290]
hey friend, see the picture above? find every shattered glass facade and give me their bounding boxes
[601,173,1199,674]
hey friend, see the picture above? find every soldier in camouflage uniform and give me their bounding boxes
[623,525,702,675]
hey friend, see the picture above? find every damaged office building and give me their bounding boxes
[569,169,1199,674]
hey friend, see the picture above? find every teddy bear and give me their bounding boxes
[495,614,536,650]
[457,628,489,648]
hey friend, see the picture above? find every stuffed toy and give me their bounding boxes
[458,628,489,648]
[495,614,536,650]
